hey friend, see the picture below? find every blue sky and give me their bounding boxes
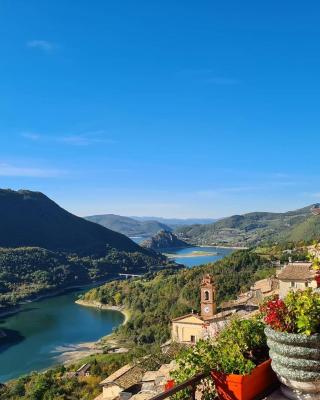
[1,1,320,218]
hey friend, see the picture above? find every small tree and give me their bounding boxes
[113,292,122,305]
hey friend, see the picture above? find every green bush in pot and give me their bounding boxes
[171,318,269,400]
[261,289,320,399]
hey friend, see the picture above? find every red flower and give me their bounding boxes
[260,296,290,331]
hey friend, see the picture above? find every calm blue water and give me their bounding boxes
[0,288,124,382]
[130,237,234,267]
[165,246,233,267]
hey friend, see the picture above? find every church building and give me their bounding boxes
[171,274,230,344]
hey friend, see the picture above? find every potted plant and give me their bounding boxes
[209,319,277,400]
[171,318,277,400]
[261,289,320,400]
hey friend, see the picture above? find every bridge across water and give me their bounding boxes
[118,273,143,279]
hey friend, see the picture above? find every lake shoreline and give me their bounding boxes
[198,245,248,249]
[164,251,218,259]
[55,300,130,365]
[0,277,119,318]
[75,299,130,324]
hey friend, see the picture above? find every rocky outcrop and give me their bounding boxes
[141,230,190,251]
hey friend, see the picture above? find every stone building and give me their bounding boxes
[171,274,243,343]
[171,274,280,345]
[277,261,317,298]
[171,274,218,344]
[95,364,143,400]
[95,360,177,400]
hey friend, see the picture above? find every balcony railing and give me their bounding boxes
[149,372,279,400]
[149,372,209,400]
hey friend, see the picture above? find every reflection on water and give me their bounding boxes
[0,327,24,352]
[0,288,124,382]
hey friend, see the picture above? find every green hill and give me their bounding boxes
[85,214,171,237]
[175,205,319,246]
[0,246,165,311]
[0,189,150,256]
[285,215,320,242]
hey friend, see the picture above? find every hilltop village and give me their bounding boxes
[93,254,320,400]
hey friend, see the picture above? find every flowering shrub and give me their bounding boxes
[260,289,320,335]
[260,296,293,332]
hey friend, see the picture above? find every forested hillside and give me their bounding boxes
[0,247,165,311]
[175,205,319,247]
[81,250,275,344]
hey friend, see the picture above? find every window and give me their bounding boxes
[190,335,196,343]
[305,282,309,288]
[290,282,295,288]
[204,290,210,301]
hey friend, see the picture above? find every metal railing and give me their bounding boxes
[149,372,279,400]
[149,372,209,400]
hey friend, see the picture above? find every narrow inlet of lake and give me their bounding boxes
[0,288,124,382]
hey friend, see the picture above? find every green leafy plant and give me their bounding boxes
[212,318,268,375]
[261,289,320,335]
[285,289,320,335]
[171,318,268,400]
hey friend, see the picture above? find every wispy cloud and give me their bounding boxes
[58,132,115,146]
[205,77,240,85]
[22,133,41,141]
[196,186,258,198]
[26,40,56,53]
[180,69,241,85]
[196,180,299,199]
[0,162,65,178]
[22,131,115,146]
[301,192,320,199]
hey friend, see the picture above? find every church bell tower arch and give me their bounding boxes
[200,274,217,320]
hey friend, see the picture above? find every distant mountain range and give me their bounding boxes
[85,214,218,238]
[131,216,218,228]
[0,189,151,256]
[175,205,320,247]
[85,214,172,237]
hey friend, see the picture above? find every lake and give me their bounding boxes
[130,237,234,267]
[0,288,124,382]
[164,246,233,267]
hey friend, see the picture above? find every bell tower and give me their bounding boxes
[200,274,217,320]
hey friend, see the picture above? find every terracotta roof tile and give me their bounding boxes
[171,313,203,322]
[277,262,315,281]
[100,364,144,390]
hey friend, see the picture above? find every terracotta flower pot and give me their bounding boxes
[211,359,277,400]
[265,327,320,400]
